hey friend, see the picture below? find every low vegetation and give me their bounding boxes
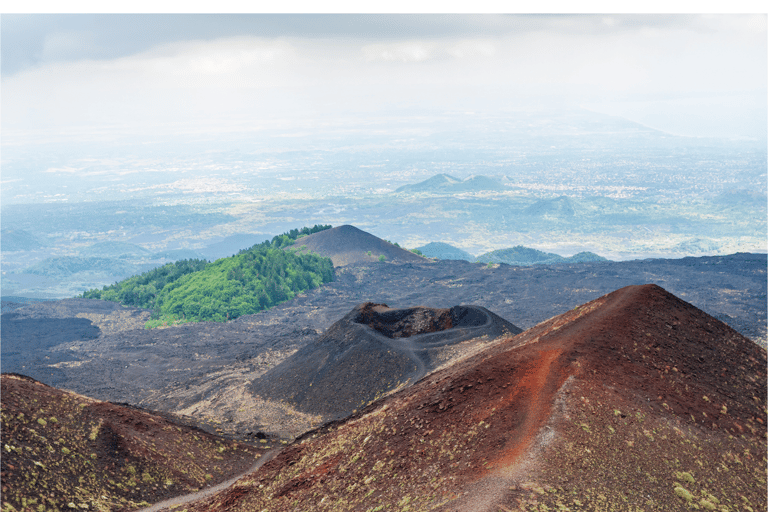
[80,225,334,326]
[80,258,209,309]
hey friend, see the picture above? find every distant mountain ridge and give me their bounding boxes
[395,173,505,193]
[416,241,608,265]
[476,246,607,266]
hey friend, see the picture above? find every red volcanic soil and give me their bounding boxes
[288,224,426,266]
[185,284,766,511]
[0,374,268,511]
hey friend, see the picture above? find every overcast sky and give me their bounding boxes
[1,13,766,141]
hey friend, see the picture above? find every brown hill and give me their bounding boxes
[184,284,766,511]
[0,374,269,511]
[251,303,522,420]
[289,224,426,266]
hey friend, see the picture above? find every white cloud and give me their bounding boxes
[447,40,496,59]
[1,15,765,140]
[361,38,496,63]
[362,41,436,62]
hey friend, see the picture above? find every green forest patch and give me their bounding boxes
[80,225,334,326]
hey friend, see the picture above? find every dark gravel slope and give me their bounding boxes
[1,252,764,438]
[289,224,426,266]
[252,303,521,419]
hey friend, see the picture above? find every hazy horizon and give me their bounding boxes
[1,14,766,299]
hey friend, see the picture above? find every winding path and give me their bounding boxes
[139,447,281,512]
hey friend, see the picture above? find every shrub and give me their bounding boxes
[674,485,694,502]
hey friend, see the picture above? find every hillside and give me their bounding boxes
[0,373,268,511]
[80,258,210,311]
[80,225,334,324]
[185,285,766,511]
[416,242,475,261]
[150,245,332,323]
[288,225,426,266]
[2,253,764,447]
[252,303,522,420]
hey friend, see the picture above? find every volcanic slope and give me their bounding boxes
[0,374,268,511]
[185,285,766,512]
[288,224,426,266]
[252,303,522,419]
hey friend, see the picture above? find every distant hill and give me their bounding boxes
[251,302,522,419]
[476,245,607,266]
[200,233,272,261]
[0,373,265,511]
[567,251,609,263]
[524,195,577,218]
[191,285,767,512]
[288,225,426,267]
[23,256,143,279]
[459,174,507,192]
[152,248,208,261]
[1,229,45,251]
[395,173,504,194]
[78,241,152,259]
[395,173,461,193]
[415,241,475,261]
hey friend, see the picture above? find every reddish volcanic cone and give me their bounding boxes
[185,285,767,512]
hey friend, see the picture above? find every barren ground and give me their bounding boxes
[179,285,767,512]
[1,253,764,442]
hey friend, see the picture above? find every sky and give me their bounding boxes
[1,13,766,145]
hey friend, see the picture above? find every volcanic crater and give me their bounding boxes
[251,302,522,420]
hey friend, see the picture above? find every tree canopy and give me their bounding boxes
[79,225,333,325]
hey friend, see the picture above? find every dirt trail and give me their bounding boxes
[138,448,281,512]
[494,348,564,473]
